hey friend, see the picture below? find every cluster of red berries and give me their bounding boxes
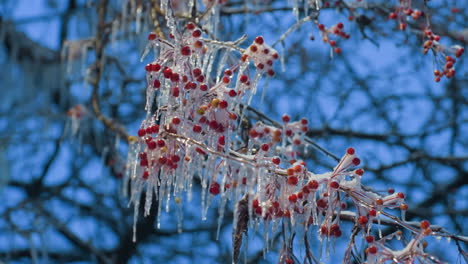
[389,6,424,31]
[317,22,349,54]
[320,223,343,237]
[241,36,278,77]
[433,54,463,82]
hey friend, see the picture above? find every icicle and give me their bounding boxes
[144,178,154,217]
[188,0,196,16]
[378,216,382,239]
[215,50,229,83]
[211,5,221,37]
[145,84,155,115]
[216,194,227,240]
[140,41,154,62]
[132,180,144,242]
[246,71,262,106]
[135,6,143,33]
[28,234,39,264]
[39,229,49,263]
[121,0,129,36]
[293,0,300,20]
[200,165,209,220]
[205,46,219,80]
[80,42,89,78]
[216,164,229,239]
[176,197,184,233]
[61,41,73,75]
[165,171,174,213]
[157,179,164,229]
[161,0,177,39]
[111,19,119,48]
[304,0,310,16]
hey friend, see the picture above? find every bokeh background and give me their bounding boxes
[0,0,467,263]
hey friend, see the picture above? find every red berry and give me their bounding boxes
[358,215,368,225]
[420,220,430,229]
[285,258,293,264]
[387,188,395,194]
[199,84,208,91]
[172,117,181,125]
[256,63,264,69]
[139,152,147,160]
[267,69,275,76]
[318,24,325,31]
[172,87,180,97]
[193,125,202,133]
[170,73,180,82]
[255,36,264,45]
[272,157,280,165]
[153,79,161,88]
[287,176,298,185]
[288,194,298,203]
[157,139,165,147]
[355,168,364,176]
[145,64,152,71]
[337,22,344,29]
[308,180,318,190]
[397,192,405,199]
[250,45,258,52]
[142,171,149,179]
[222,76,230,84]
[282,114,290,123]
[219,100,228,109]
[346,147,355,155]
[329,40,336,47]
[320,225,328,235]
[158,156,167,164]
[368,209,377,217]
[252,199,259,208]
[209,120,218,130]
[297,192,303,199]
[367,246,377,254]
[193,68,202,77]
[240,75,249,83]
[255,206,262,215]
[186,23,195,30]
[192,29,202,38]
[389,12,397,19]
[455,48,464,58]
[147,140,157,150]
[148,32,157,40]
[171,155,180,163]
[224,69,233,76]
[261,144,269,152]
[330,181,340,189]
[138,129,146,137]
[352,157,361,166]
[218,136,225,145]
[151,63,161,71]
[181,46,191,56]
[365,235,374,243]
[195,147,207,155]
[209,182,220,195]
[163,68,172,78]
